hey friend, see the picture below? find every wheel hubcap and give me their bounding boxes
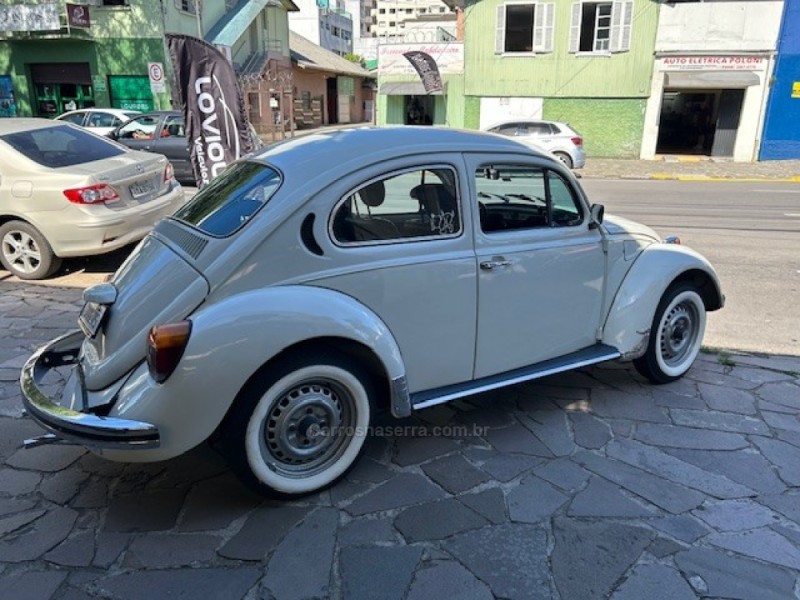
[263,381,353,475]
[2,231,41,274]
[660,302,698,367]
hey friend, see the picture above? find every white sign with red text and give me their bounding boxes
[379,43,464,76]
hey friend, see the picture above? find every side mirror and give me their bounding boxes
[589,203,604,229]
[107,130,118,140]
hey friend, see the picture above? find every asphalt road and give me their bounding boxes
[2,180,798,356]
[581,179,800,356]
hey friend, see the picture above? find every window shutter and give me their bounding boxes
[611,0,633,52]
[495,4,506,55]
[569,2,581,54]
[534,3,555,53]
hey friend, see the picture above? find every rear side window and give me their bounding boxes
[174,162,281,237]
[1,124,125,168]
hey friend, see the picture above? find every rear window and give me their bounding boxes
[1,124,125,168]
[173,161,281,237]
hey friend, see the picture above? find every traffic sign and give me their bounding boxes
[148,62,165,94]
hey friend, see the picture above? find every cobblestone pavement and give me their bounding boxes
[2,282,800,599]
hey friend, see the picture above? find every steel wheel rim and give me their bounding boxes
[2,231,41,274]
[659,301,700,368]
[262,378,355,477]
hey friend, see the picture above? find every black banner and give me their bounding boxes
[166,34,254,188]
[402,51,444,94]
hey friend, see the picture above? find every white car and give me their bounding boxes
[0,118,185,279]
[484,119,587,169]
[55,108,141,137]
[21,127,723,498]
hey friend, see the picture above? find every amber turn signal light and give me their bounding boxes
[147,321,192,383]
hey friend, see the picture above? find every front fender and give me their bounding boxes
[603,244,723,359]
[101,285,407,462]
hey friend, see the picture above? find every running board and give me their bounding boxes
[411,344,620,411]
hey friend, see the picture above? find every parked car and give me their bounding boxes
[21,127,723,498]
[0,118,185,279]
[110,110,264,186]
[55,108,141,137]
[483,119,586,169]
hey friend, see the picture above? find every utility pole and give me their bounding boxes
[195,0,203,38]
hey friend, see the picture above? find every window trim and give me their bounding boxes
[328,164,463,248]
[570,0,633,55]
[495,1,555,56]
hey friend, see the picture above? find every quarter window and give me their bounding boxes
[331,167,460,244]
[475,165,583,233]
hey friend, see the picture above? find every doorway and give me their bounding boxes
[656,91,718,155]
[30,63,94,117]
[326,77,338,124]
[403,95,433,125]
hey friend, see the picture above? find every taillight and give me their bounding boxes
[147,321,192,383]
[164,162,175,182]
[571,136,583,147]
[63,184,120,204]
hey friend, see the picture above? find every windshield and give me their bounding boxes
[2,124,126,168]
[173,162,281,237]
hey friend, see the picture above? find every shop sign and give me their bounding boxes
[66,4,90,28]
[379,43,463,76]
[0,3,59,32]
[793,82,800,99]
[92,75,107,93]
[661,56,766,72]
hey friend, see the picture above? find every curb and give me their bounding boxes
[582,174,800,182]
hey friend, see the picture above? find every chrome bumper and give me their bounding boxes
[20,330,160,449]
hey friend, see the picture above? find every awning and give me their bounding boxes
[664,71,760,89]
[379,81,445,96]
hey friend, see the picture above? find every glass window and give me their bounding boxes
[161,114,185,138]
[475,165,582,233]
[331,167,460,244]
[117,115,160,140]
[504,3,535,52]
[87,112,117,128]
[174,162,281,237]
[580,2,613,52]
[1,123,125,168]
[58,112,86,125]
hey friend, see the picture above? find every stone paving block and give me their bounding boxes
[698,383,757,414]
[532,457,591,492]
[330,480,371,506]
[339,545,422,600]
[347,456,396,483]
[44,529,95,568]
[104,489,187,533]
[392,436,459,467]
[0,509,46,537]
[420,453,490,494]
[99,567,261,600]
[690,369,760,390]
[455,407,516,429]
[610,564,696,600]
[693,499,781,532]
[0,417,50,461]
[734,355,800,373]
[575,451,705,514]
[71,480,109,509]
[519,411,575,457]
[750,436,800,486]
[177,473,262,532]
[634,423,749,450]
[458,488,507,525]
[670,408,769,435]
[0,570,67,600]
[40,469,90,504]
[552,519,653,600]
[606,439,755,499]
[345,472,446,516]
[444,523,551,599]
[759,399,798,414]
[0,468,41,495]
[339,517,396,546]
[92,532,128,568]
[217,504,314,561]
[5,444,86,472]
[477,453,542,482]
[655,377,698,398]
[708,528,800,570]
[647,537,687,558]
[0,506,77,563]
[406,561,493,600]
[588,389,668,423]
[507,475,568,523]
[0,497,36,517]
[674,547,797,600]
[665,448,786,495]
[761,410,800,433]
[263,508,338,600]
[395,498,488,542]
[125,533,222,568]
[652,388,707,410]
[522,382,591,401]
[770,524,800,547]
[569,411,612,449]
[648,514,712,544]
[569,477,657,518]
[776,429,800,449]
[484,423,554,457]
[416,404,457,426]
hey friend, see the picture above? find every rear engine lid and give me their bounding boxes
[80,234,209,391]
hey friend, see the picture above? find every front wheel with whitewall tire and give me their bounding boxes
[219,350,374,498]
[0,220,62,280]
[634,283,707,384]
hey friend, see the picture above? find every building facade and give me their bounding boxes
[288,0,354,55]
[640,0,784,162]
[760,0,800,160]
[371,0,452,38]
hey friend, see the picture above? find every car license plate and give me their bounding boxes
[130,179,156,199]
[78,302,107,338]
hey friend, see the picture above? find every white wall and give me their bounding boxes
[656,1,783,52]
[479,97,543,130]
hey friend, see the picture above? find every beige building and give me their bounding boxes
[371,0,453,39]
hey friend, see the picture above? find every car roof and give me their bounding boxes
[253,126,550,176]
[486,119,567,128]
[0,118,69,135]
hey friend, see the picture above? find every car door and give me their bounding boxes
[149,114,193,183]
[468,153,606,379]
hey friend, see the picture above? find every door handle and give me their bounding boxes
[480,259,512,270]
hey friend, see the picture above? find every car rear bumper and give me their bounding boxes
[20,330,160,449]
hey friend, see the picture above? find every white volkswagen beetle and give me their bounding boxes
[21,127,723,497]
